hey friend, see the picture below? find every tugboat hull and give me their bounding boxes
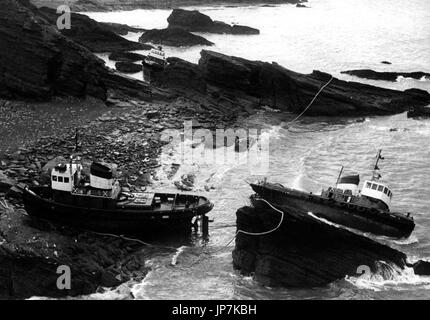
[251,183,414,238]
[22,186,213,235]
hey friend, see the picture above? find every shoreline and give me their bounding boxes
[31,0,302,12]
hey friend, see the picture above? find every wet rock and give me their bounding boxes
[152,50,430,116]
[139,28,214,47]
[98,22,146,36]
[0,205,149,299]
[0,0,108,100]
[37,6,150,53]
[0,171,16,193]
[109,51,147,62]
[341,69,430,82]
[407,105,430,119]
[232,204,427,287]
[115,62,143,74]
[167,9,260,35]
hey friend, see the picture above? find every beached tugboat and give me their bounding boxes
[142,46,167,70]
[22,156,213,235]
[250,150,415,238]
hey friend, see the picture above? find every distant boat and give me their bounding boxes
[22,157,213,235]
[250,150,415,238]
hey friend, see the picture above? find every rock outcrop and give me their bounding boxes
[0,0,157,102]
[0,204,149,299]
[109,51,147,62]
[167,9,260,35]
[232,202,430,287]
[115,61,143,73]
[152,50,430,116]
[98,22,146,36]
[342,69,430,82]
[407,105,430,119]
[38,6,150,53]
[139,28,214,47]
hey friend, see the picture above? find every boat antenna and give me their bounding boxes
[335,165,344,186]
[372,149,384,180]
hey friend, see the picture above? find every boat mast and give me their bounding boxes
[335,166,344,185]
[372,149,384,181]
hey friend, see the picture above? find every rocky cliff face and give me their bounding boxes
[0,0,157,102]
[167,9,260,35]
[0,0,108,100]
[232,202,430,287]
[152,50,430,116]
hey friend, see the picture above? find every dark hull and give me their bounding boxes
[22,188,213,235]
[251,183,415,238]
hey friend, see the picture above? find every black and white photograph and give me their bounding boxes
[0,0,430,305]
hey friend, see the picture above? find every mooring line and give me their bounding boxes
[84,229,178,250]
[179,76,335,268]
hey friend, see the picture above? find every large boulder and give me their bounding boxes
[233,204,430,287]
[109,51,147,62]
[152,50,430,116]
[0,0,107,100]
[115,61,143,73]
[139,28,214,47]
[167,9,260,35]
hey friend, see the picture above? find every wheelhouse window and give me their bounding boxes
[378,185,384,192]
[52,175,57,181]
[64,177,70,183]
[371,184,378,190]
[383,187,388,195]
[58,176,63,183]
[366,182,371,188]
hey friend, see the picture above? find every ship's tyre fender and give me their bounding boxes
[339,202,347,207]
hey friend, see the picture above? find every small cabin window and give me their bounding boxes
[378,185,384,192]
[64,177,70,183]
[52,175,57,181]
[371,184,378,190]
[58,176,63,183]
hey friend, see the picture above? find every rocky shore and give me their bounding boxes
[232,202,430,287]
[2,0,430,299]
[31,0,303,11]
[0,204,149,299]
[152,50,430,116]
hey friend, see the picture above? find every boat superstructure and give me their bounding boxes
[23,155,213,235]
[251,150,414,238]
